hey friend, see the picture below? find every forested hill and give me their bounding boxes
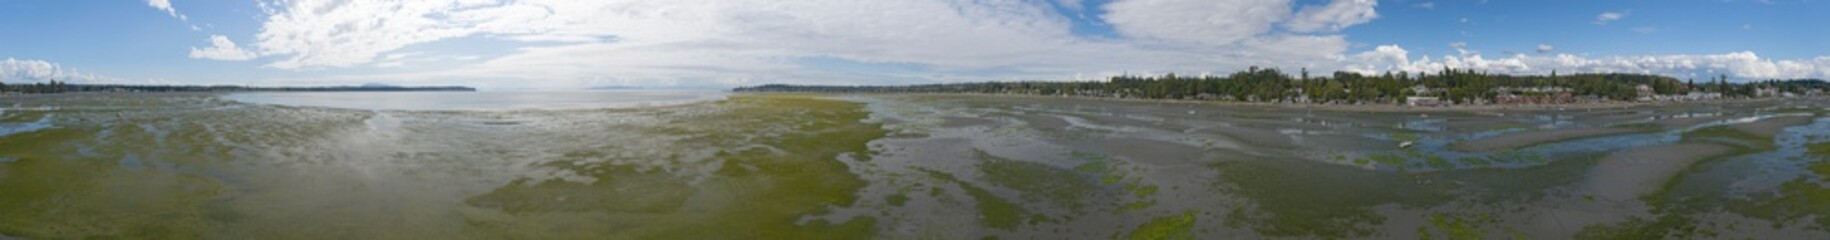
[735,68,1829,105]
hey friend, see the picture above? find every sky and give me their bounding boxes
[0,0,1825,90]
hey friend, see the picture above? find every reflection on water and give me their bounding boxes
[224,90,727,111]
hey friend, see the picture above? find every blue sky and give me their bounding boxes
[0,0,1824,89]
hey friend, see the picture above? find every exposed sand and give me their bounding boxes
[1651,115,1734,129]
[1731,116,1816,137]
[991,112,1068,129]
[1193,126,1296,149]
[1094,137,1206,166]
[940,116,1001,128]
[1452,127,1645,151]
[1582,143,1734,202]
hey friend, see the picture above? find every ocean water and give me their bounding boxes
[223,90,727,111]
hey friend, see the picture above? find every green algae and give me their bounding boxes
[1716,161,1830,231]
[918,168,1032,230]
[1681,126,1776,152]
[1119,200,1157,212]
[1808,142,1830,156]
[1392,133,1423,142]
[1062,150,1162,213]
[463,163,692,213]
[886,193,911,207]
[976,150,1099,212]
[1126,211,1197,240]
[1419,213,1498,240]
[1216,154,1596,238]
[0,129,225,239]
[457,94,888,239]
[1214,159,1457,238]
[1580,124,1821,238]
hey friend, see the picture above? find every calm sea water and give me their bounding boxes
[223,90,727,111]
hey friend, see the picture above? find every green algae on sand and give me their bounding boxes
[459,94,888,239]
[1125,211,1197,240]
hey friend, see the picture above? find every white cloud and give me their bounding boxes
[189,35,258,61]
[226,0,1799,86]
[1413,2,1435,9]
[0,58,121,83]
[1283,0,1379,33]
[1449,41,1478,56]
[1102,0,1292,45]
[1056,0,1085,11]
[1594,11,1628,25]
[1342,45,1411,73]
[1343,46,1830,80]
[157,0,1830,88]
[236,0,1378,88]
[1631,27,1658,34]
[146,0,187,20]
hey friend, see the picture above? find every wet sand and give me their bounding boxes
[1583,143,1735,202]
[1452,127,1646,151]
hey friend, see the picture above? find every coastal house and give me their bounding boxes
[1756,87,1778,98]
[1492,87,1575,105]
[1406,96,1443,107]
[1410,85,1435,95]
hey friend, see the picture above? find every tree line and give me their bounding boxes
[735,67,1829,105]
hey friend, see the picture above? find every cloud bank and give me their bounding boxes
[164,0,1830,88]
[1346,46,1830,80]
[0,58,119,83]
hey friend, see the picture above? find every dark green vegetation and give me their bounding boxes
[1125,211,1197,240]
[737,68,1830,104]
[0,80,473,93]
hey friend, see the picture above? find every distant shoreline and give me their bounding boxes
[753,92,1812,112]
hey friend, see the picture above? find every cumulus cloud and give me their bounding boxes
[236,0,1380,87]
[1283,0,1379,33]
[146,0,186,20]
[216,0,1830,88]
[1594,11,1628,25]
[1342,45,1830,80]
[189,35,259,61]
[1,58,120,83]
[1535,44,1553,54]
[1103,0,1292,45]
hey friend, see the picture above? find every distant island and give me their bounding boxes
[0,81,475,94]
[736,67,1830,106]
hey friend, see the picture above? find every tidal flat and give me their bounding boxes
[3,93,1830,239]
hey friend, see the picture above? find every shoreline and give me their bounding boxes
[756,92,1813,113]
